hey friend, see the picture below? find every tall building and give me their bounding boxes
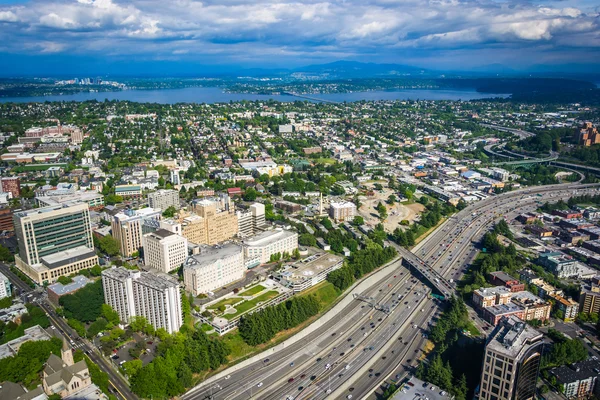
[242,229,298,268]
[329,201,357,222]
[181,199,238,245]
[579,281,600,315]
[183,243,244,295]
[575,122,600,147]
[13,202,98,284]
[111,208,162,257]
[143,229,188,273]
[237,203,267,238]
[102,267,182,333]
[0,207,14,233]
[0,272,11,299]
[148,189,180,211]
[0,177,20,198]
[478,316,544,400]
[170,170,181,185]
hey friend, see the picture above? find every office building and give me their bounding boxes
[478,316,544,400]
[13,202,98,284]
[0,177,20,198]
[102,267,182,333]
[242,229,298,268]
[0,272,11,300]
[473,286,512,309]
[143,229,188,273]
[170,170,181,185]
[0,207,14,233]
[329,201,357,222]
[274,253,343,292]
[111,208,162,257]
[579,282,600,315]
[237,203,267,238]
[0,325,53,360]
[148,189,180,211]
[114,184,143,199]
[537,252,577,278]
[183,243,244,295]
[549,359,600,399]
[47,275,91,306]
[181,199,238,245]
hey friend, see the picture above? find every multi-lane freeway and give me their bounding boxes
[0,263,136,400]
[185,182,600,400]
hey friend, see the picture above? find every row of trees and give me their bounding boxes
[130,329,230,398]
[416,297,471,400]
[0,337,62,388]
[541,329,588,368]
[239,295,320,345]
[327,245,397,291]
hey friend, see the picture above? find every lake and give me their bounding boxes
[0,86,508,104]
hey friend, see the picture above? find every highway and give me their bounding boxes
[0,263,137,400]
[184,182,600,400]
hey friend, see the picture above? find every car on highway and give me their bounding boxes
[257,382,263,387]
[288,378,295,383]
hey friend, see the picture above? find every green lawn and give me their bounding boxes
[207,297,243,310]
[300,281,341,311]
[465,321,481,337]
[220,331,255,361]
[199,323,214,332]
[316,158,336,165]
[239,285,266,297]
[223,291,280,320]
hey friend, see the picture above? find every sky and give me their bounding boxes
[0,0,598,76]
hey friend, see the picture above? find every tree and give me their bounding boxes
[101,304,121,326]
[387,194,397,205]
[352,216,364,226]
[299,233,317,247]
[292,248,301,259]
[98,235,120,256]
[243,187,258,201]
[162,206,177,218]
[0,245,14,262]
[130,316,149,333]
[59,280,105,322]
[122,359,143,378]
[376,202,387,220]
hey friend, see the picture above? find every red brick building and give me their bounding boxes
[0,177,20,198]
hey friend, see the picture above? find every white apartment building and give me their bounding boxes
[237,203,267,238]
[329,201,357,222]
[147,189,180,211]
[102,267,182,334]
[0,272,11,300]
[183,243,244,295]
[143,229,188,273]
[242,229,298,268]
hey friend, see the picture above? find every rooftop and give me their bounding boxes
[242,229,297,247]
[486,316,544,358]
[392,376,455,400]
[184,243,242,269]
[47,275,91,296]
[278,253,344,284]
[0,325,52,360]
[40,246,96,270]
[550,359,600,384]
[103,267,180,292]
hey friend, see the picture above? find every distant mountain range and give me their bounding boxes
[291,60,428,77]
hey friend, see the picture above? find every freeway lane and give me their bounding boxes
[0,263,136,400]
[355,184,600,398]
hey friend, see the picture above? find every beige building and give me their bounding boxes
[143,229,188,273]
[242,229,298,268]
[43,341,91,398]
[479,316,544,400]
[180,199,238,245]
[579,283,600,315]
[237,203,267,238]
[112,208,162,257]
[102,267,182,333]
[183,243,244,295]
[473,286,512,309]
[13,202,98,284]
[329,201,357,222]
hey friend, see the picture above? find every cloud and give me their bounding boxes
[0,0,597,69]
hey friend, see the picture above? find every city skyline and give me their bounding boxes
[0,0,599,76]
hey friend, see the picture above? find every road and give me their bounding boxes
[183,182,600,400]
[0,263,137,400]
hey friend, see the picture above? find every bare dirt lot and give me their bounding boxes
[357,183,425,232]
